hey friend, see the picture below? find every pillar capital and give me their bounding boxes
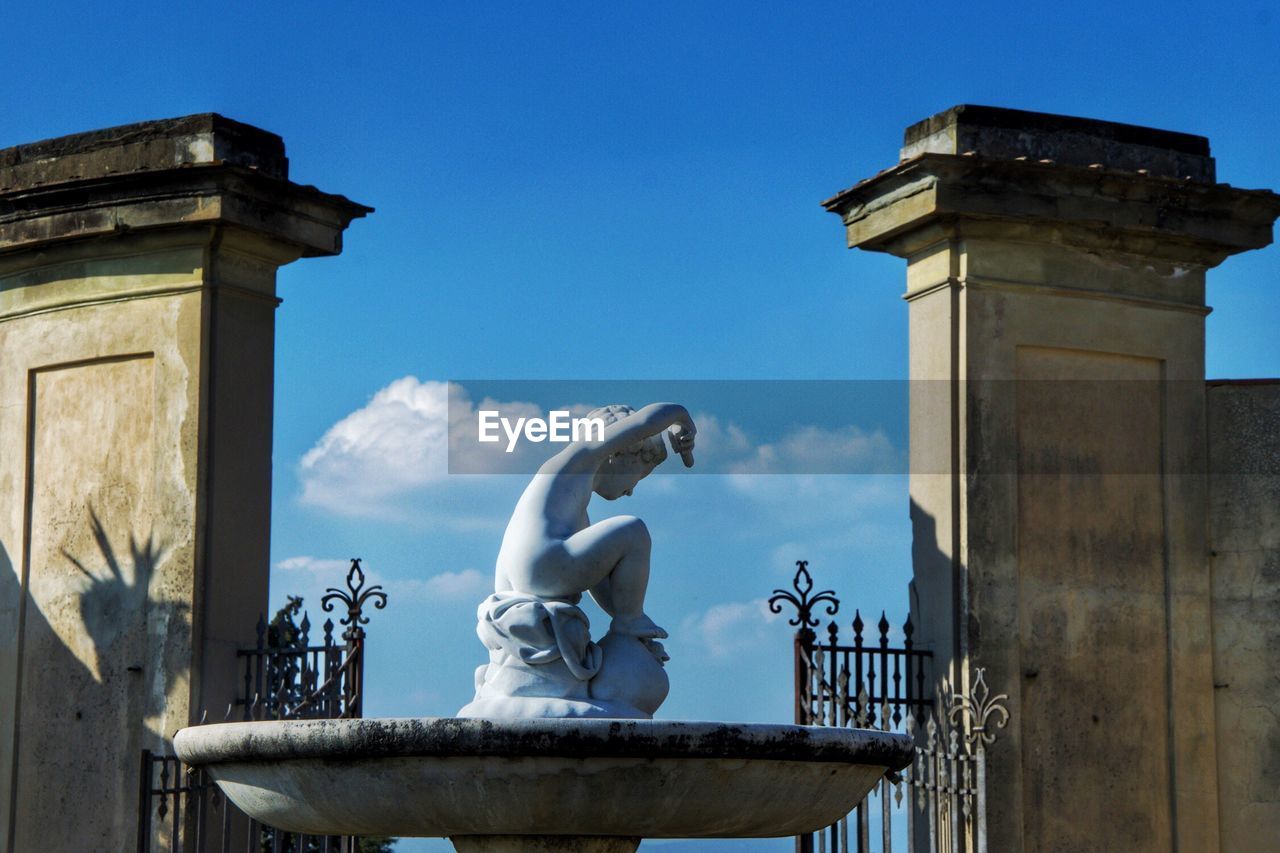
[0,113,370,263]
[824,105,1280,267]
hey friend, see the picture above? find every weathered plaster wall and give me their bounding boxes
[1208,381,1280,853]
[1013,345,1172,851]
[0,239,207,850]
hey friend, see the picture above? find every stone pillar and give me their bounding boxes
[824,106,1280,852]
[0,115,369,852]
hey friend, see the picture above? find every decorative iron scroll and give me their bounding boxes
[322,557,388,637]
[950,668,1009,746]
[769,560,840,628]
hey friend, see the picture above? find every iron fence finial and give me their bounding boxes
[321,557,389,631]
[768,560,840,628]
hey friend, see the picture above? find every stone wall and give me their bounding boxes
[1208,380,1280,852]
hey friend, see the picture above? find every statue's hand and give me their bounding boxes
[668,422,696,468]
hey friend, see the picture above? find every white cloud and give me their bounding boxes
[276,555,352,575]
[725,424,901,475]
[296,378,546,522]
[298,377,450,513]
[270,560,490,622]
[277,555,491,607]
[680,598,783,660]
[724,472,902,525]
[682,412,751,468]
[392,568,492,603]
[268,556,360,627]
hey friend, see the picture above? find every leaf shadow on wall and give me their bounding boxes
[61,506,190,736]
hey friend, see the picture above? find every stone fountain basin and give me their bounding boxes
[174,717,912,839]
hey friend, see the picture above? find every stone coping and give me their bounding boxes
[0,114,288,190]
[904,104,1210,155]
[0,114,371,259]
[899,105,1214,183]
[174,717,914,770]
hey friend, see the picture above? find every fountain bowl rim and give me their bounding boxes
[174,716,913,771]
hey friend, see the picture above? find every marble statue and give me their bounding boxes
[458,402,697,719]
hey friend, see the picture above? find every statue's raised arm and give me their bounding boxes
[547,402,696,481]
[594,402,696,469]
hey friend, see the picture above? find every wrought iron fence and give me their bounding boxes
[138,559,387,853]
[238,558,386,721]
[769,561,1008,853]
[137,752,359,853]
[771,561,932,729]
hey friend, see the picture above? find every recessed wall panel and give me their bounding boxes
[1015,346,1171,851]
[14,354,155,851]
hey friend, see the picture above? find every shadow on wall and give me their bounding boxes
[908,498,948,671]
[61,507,190,731]
[0,531,97,719]
[2,504,194,732]
[1,531,102,845]
[2,506,194,848]
[1,504,192,762]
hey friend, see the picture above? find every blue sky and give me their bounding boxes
[6,3,1278,850]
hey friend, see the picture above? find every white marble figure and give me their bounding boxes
[458,402,696,719]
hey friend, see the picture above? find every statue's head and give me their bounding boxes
[587,404,667,500]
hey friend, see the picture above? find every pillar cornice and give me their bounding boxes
[823,153,1280,265]
[0,114,371,262]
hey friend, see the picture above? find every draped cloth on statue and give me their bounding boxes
[476,591,602,683]
[457,591,648,718]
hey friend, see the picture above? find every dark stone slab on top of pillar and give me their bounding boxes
[900,104,1215,182]
[0,114,371,259]
[0,113,289,190]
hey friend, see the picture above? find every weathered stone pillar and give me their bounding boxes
[0,115,368,851]
[824,106,1280,852]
